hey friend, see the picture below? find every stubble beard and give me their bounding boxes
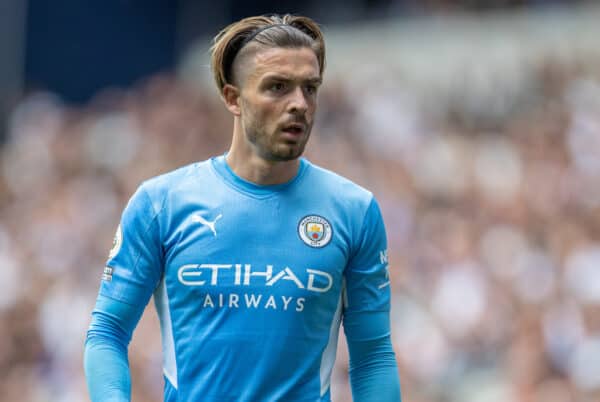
[245,118,310,162]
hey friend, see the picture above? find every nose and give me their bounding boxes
[288,86,309,115]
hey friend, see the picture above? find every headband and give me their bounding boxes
[240,23,289,48]
[223,23,292,85]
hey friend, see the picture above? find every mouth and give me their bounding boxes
[281,123,306,137]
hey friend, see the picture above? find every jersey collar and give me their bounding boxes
[210,154,308,197]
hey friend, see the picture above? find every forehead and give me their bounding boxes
[247,46,320,82]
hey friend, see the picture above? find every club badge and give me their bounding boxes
[298,215,332,248]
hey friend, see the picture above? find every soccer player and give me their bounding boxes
[84,14,402,402]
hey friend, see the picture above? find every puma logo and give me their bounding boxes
[192,213,222,237]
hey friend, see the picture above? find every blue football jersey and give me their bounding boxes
[100,155,391,402]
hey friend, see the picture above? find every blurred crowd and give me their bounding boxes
[1,51,599,402]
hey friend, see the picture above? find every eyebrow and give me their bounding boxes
[262,74,322,85]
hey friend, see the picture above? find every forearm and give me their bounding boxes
[84,295,144,402]
[84,334,131,402]
[348,335,401,402]
[344,310,401,402]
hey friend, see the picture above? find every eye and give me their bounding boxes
[305,84,318,95]
[270,82,286,92]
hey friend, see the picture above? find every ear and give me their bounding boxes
[222,84,241,116]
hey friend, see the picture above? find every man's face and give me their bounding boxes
[236,46,321,162]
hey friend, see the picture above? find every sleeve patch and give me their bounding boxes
[108,224,123,259]
[102,266,114,282]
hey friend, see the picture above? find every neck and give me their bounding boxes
[226,118,300,185]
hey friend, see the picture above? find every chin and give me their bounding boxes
[268,146,305,162]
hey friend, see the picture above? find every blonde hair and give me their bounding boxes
[210,14,326,95]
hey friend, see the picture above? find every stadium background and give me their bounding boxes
[1,1,600,401]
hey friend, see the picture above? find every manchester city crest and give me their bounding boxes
[298,215,332,248]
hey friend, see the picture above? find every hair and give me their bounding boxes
[210,14,326,95]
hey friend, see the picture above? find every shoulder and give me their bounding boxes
[135,159,212,212]
[304,163,376,226]
[303,159,375,211]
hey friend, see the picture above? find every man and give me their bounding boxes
[84,14,401,402]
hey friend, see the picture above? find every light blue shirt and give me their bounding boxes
[89,155,397,402]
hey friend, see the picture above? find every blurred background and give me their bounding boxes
[1,1,600,401]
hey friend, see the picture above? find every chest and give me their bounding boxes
[161,195,352,297]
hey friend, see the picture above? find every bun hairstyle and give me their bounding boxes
[210,14,326,95]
